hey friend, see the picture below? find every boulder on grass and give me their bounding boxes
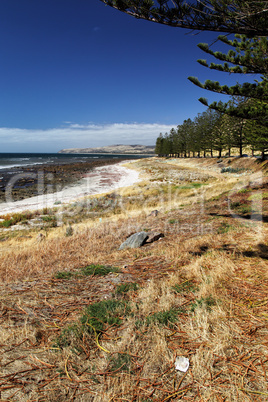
[119,231,149,250]
[146,232,164,243]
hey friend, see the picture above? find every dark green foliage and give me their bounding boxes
[41,215,56,222]
[81,299,129,334]
[189,34,268,138]
[172,280,198,293]
[146,309,178,326]
[55,271,73,280]
[221,167,245,173]
[100,1,268,36]
[168,219,177,224]
[217,222,234,233]
[238,205,252,214]
[238,188,250,194]
[231,202,252,215]
[0,219,13,228]
[109,353,132,373]
[54,324,82,349]
[155,108,228,158]
[80,264,120,276]
[54,264,120,280]
[191,295,217,312]
[0,212,34,228]
[115,282,139,294]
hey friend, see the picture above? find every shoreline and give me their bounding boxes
[0,161,141,215]
[0,157,130,203]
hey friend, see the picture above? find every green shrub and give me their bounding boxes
[55,271,73,280]
[238,205,252,214]
[81,299,129,334]
[80,264,120,276]
[0,219,13,228]
[217,222,234,234]
[54,324,82,349]
[238,188,250,194]
[172,280,198,293]
[109,353,132,373]
[54,264,120,280]
[168,219,177,224]
[115,282,138,295]
[146,309,178,326]
[41,215,56,222]
[191,295,216,312]
[221,167,245,174]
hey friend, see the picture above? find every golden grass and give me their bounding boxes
[0,156,267,401]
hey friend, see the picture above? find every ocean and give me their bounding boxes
[0,152,150,171]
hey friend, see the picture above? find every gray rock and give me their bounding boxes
[148,210,159,217]
[146,232,164,243]
[119,231,149,250]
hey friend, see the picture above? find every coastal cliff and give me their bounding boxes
[58,144,155,154]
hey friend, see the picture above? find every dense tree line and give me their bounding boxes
[156,34,267,159]
[155,103,268,159]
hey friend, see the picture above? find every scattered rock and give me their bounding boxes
[11,224,27,231]
[36,233,45,242]
[146,232,164,243]
[28,218,44,227]
[148,210,159,217]
[119,231,148,250]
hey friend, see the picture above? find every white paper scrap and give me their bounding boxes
[175,356,189,372]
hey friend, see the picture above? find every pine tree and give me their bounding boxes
[188,35,268,127]
[100,1,268,36]
[155,132,164,155]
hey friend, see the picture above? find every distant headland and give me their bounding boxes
[58,144,155,154]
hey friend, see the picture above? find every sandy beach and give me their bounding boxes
[0,162,140,215]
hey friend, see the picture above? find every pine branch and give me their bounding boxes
[100,1,268,36]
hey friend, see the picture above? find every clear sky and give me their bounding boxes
[0,0,258,152]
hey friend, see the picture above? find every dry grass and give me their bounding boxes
[0,157,268,401]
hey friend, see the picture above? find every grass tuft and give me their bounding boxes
[109,353,132,373]
[81,299,129,334]
[80,264,120,276]
[115,282,139,295]
[146,309,179,327]
[191,295,217,312]
[172,280,198,293]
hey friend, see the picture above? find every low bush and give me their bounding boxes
[81,299,129,334]
[191,295,216,312]
[109,353,132,373]
[115,282,138,295]
[80,264,120,276]
[146,309,179,327]
[221,167,245,174]
[172,280,198,293]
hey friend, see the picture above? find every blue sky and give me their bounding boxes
[0,0,258,152]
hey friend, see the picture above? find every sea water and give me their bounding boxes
[0,152,150,171]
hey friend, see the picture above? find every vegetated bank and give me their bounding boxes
[0,156,267,401]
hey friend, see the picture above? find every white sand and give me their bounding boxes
[0,162,140,215]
